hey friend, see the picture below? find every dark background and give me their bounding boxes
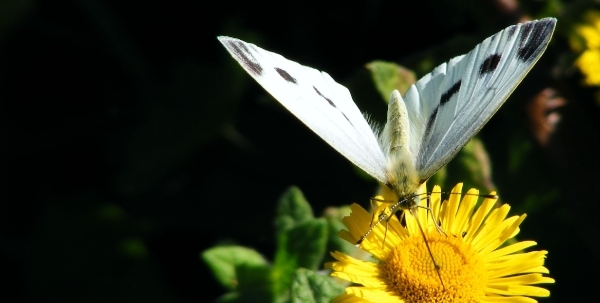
[0,0,598,302]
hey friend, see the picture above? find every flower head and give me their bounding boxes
[325,183,554,303]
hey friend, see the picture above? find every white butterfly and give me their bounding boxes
[218,18,556,233]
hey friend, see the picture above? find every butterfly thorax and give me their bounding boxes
[385,151,420,209]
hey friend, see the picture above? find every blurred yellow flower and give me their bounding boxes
[326,183,554,302]
[573,11,600,86]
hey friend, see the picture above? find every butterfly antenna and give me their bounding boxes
[355,196,403,247]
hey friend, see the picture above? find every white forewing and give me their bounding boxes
[218,37,388,183]
[399,18,556,182]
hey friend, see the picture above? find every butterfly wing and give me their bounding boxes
[218,37,388,183]
[399,18,556,182]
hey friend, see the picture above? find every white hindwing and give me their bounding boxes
[399,18,556,182]
[218,37,388,183]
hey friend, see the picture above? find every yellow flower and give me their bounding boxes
[325,183,554,303]
[573,11,600,86]
[575,49,600,86]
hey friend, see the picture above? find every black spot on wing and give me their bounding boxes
[440,80,461,105]
[479,54,501,75]
[224,40,263,76]
[313,86,353,126]
[313,86,336,107]
[517,19,554,62]
[235,40,252,54]
[275,67,297,83]
[422,106,439,143]
[422,79,460,150]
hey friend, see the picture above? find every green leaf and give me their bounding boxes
[275,186,314,236]
[235,264,274,303]
[290,268,345,303]
[286,219,328,270]
[272,219,328,301]
[366,61,416,102]
[201,245,269,290]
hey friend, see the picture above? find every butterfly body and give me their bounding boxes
[382,90,419,202]
[218,18,556,219]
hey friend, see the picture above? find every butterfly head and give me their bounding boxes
[380,179,422,213]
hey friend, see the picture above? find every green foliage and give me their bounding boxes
[202,187,350,303]
[202,246,269,291]
[290,268,346,303]
[275,187,314,234]
[367,60,417,101]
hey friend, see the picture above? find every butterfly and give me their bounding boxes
[218,18,556,242]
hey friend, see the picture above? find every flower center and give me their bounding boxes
[381,232,486,303]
